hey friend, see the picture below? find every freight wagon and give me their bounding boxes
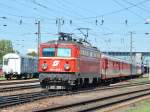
[3,53,39,80]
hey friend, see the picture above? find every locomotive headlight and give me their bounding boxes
[42,63,48,70]
[64,64,70,71]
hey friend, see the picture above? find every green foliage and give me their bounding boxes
[0,77,5,80]
[27,51,37,57]
[127,99,150,112]
[0,40,14,64]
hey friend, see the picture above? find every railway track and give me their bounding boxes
[0,79,39,86]
[36,87,150,112]
[0,79,150,93]
[0,79,38,82]
[0,84,41,92]
[0,81,150,109]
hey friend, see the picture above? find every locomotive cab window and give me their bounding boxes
[42,48,55,57]
[57,48,71,57]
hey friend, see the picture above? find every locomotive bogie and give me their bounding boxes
[39,72,76,89]
[40,72,101,89]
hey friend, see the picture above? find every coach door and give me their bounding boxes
[103,58,108,79]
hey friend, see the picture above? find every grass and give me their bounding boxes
[0,76,6,80]
[129,76,150,83]
[127,99,150,112]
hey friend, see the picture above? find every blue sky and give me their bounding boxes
[0,0,150,54]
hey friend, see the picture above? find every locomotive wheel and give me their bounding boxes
[6,77,9,80]
[30,74,33,78]
[24,74,28,79]
[66,85,73,91]
[5,74,9,80]
[79,78,84,87]
[7,74,12,80]
[16,75,21,80]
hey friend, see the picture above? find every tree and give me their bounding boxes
[27,51,37,57]
[0,40,14,64]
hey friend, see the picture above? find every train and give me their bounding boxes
[3,53,39,80]
[39,33,143,90]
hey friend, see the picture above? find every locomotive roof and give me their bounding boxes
[42,39,100,52]
[41,32,100,52]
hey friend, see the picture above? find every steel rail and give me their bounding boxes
[1,80,150,93]
[0,80,39,86]
[0,84,41,92]
[0,81,150,109]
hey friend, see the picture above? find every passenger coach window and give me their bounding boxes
[57,48,71,57]
[42,48,55,57]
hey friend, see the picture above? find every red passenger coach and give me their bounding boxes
[100,54,131,81]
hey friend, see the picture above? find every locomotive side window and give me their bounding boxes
[57,48,71,57]
[42,48,55,57]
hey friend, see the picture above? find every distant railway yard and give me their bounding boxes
[0,75,149,112]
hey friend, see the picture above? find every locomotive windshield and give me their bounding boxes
[57,48,71,57]
[42,48,55,57]
[42,47,71,57]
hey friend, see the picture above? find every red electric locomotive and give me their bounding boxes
[39,33,100,89]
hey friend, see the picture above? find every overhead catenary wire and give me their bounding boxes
[13,0,57,20]
[112,0,146,20]
[44,0,84,19]
[0,0,148,21]
[0,0,147,30]
[121,0,150,14]
[0,0,147,50]
[62,0,100,16]
[77,0,150,20]
[29,0,84,20]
